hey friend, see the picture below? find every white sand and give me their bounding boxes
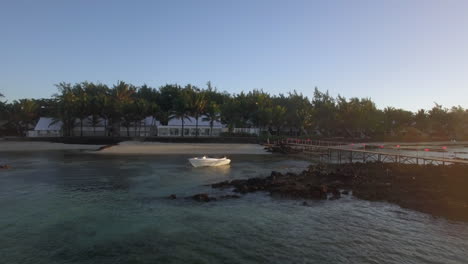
[96,141,270,155]
[0,141,104,152]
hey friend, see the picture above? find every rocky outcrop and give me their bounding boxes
[210,166,352,200]
[0,164,11,169]
[188,193,241,202]
[191,193,216,202]
[210,162,468,222]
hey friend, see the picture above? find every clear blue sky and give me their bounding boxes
[1,0,467,111]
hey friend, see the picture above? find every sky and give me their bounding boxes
[1,0,467,111]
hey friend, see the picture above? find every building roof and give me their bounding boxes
[34,117,62,131]
[167,115,223,128]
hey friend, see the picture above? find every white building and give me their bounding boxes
[27,117,62,137]
[157,116,224,137]
[27,116,261,137]
[28,116,159,137]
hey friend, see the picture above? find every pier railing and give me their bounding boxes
[278,138,468,166]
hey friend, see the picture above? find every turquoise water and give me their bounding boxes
[1,151,468,264]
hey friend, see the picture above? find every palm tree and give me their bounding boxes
[203,102,221,136]
[271,105,286,135]
[133,98,149,136]
[191,91,207,136]
[120,101,136,137]
[170,95,191,137]
[71,83,90,136]
[147,102,160,136]
[7,99,39,136]
[53,83,78,136]
[110,81,136,136]
[84,82,108,135]
[99,92,113,136]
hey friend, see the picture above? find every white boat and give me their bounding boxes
[189,156,231,167]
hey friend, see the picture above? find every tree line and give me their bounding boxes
[0,82,467,140]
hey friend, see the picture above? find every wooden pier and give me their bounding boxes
[278,139,468,166]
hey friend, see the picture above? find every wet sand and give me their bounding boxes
[0,140,269,155]
[96,141,270,155]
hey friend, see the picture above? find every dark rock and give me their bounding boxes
[230,179,247,187]
[0,165,11,169]
[331,188,341,196]
[211,181,231,189]
[191,193,216,202]
[309,186,327,199]
[341,190,349,195]
[234,185,250,194]
[246,178,265,186]
[168,194,177,200]
[271,171,282,178]
[330,188,341,200]
[219,194,241,199]
[320,184,328,193]
[302,201,308,206]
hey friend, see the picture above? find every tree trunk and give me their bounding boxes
[139,121,142,136]
[104,119,107,136]
[80,119,83,137]
[195,114,199,137]
[210,120,214,136]
[181,118,184,137]
[134,121,137,137]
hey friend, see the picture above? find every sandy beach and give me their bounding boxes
[0,140,270,155]
[96,141,270,155]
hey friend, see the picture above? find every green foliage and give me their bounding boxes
[5,99,39,136]
[3,81,468,140]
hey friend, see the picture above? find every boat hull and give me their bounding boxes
[189,158,231,167]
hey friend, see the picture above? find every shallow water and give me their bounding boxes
[1,151,468,264]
